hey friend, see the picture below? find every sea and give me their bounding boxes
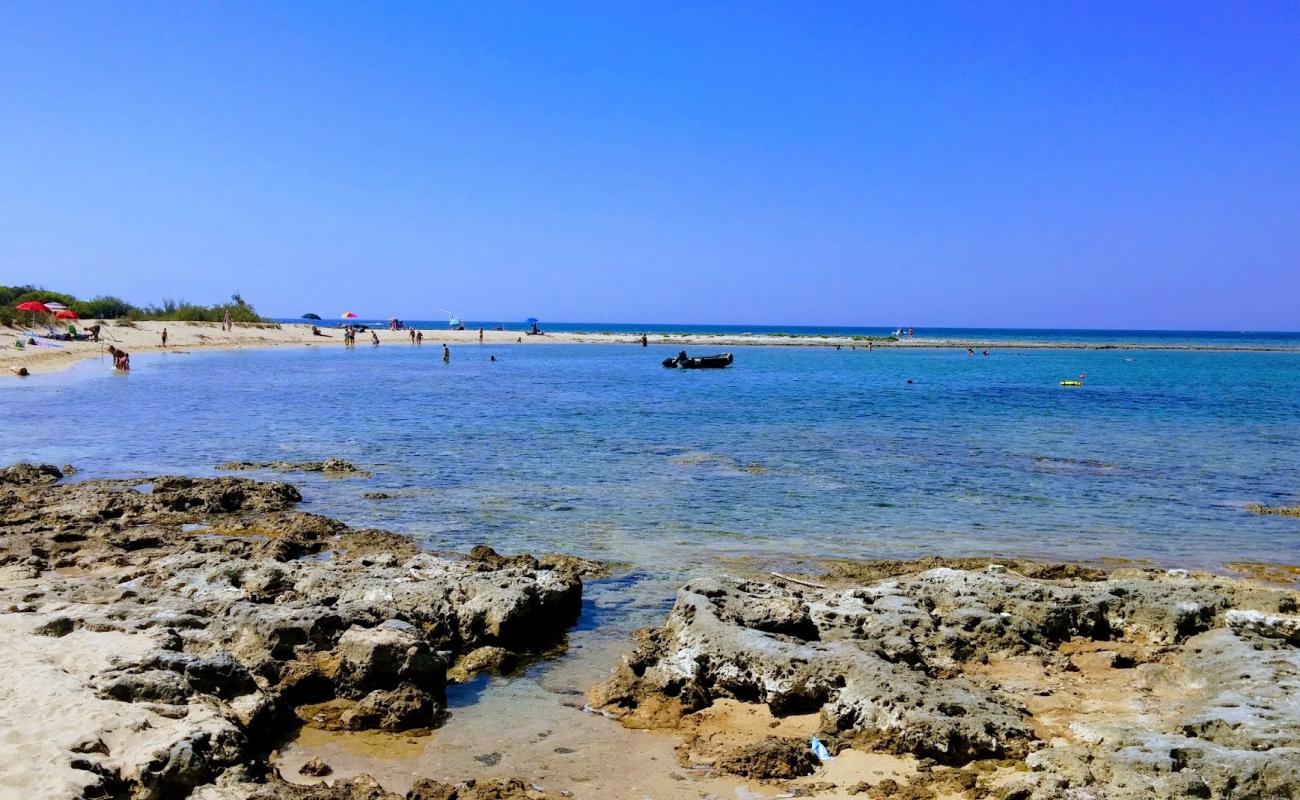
[5,325,1299,784]
[4,326,1298,592]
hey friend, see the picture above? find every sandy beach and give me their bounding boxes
[7,319,1295,378]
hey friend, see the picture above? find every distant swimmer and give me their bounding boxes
[490,355,496,362]
[983,350,989,356]
[967,348,974,356]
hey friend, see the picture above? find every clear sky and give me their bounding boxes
[2,2,1298,329]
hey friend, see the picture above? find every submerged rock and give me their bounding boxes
[1245,502,1300,517]
[217,459,367,475]
[0,462,64,485]
[298,756,332,777]
[717,737,819,779]
[193,774,568,799]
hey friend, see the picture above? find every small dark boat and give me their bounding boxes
[663,351,733,369]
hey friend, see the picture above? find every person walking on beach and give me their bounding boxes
[410,329,416,344]
[442,344,450,364]
[222,310,231,332]
[161,328,168,348]
[479,328,484,343]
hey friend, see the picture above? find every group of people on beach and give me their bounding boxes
[340,326,379,347]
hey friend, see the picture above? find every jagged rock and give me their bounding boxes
[468,545,539,571]
[298,756,332,776]
[406,778,568,800]
[332,622,441,696]
[34,615,75,637]
[592,565,1300,797]
[193,774,568,800]
[0,468,590,800]
[217,459,366,475]
[0,462,63,485]
[344,685,439,732]
[99,669,194,705]
[447,646,518,683]
[717,737,818,779]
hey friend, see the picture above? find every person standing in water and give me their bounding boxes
[371,331,380,346]
[416,330,423,345]
[442,344,450,364]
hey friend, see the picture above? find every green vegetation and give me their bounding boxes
[0,285,265,326]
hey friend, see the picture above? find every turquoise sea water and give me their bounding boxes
[4,342,1298,584]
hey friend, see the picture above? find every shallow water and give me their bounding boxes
[5,342,1299,793]
[6,343,1298,576]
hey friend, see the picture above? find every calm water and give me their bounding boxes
[4,342,1300,642]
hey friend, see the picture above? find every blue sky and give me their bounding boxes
[1,2,1298,329]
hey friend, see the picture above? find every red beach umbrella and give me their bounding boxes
[16,301,51,313]
[55,309,80,319]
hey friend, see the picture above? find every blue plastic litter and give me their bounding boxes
[810,736,832,762]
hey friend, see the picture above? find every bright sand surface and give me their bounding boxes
[3,321,594,377]
[7,320,1295,378]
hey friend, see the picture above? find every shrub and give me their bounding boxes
[1,284,267,324]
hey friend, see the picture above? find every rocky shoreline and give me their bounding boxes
[0,464,593,799]
[3,462,1298,799]
[588,562,1300,799]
